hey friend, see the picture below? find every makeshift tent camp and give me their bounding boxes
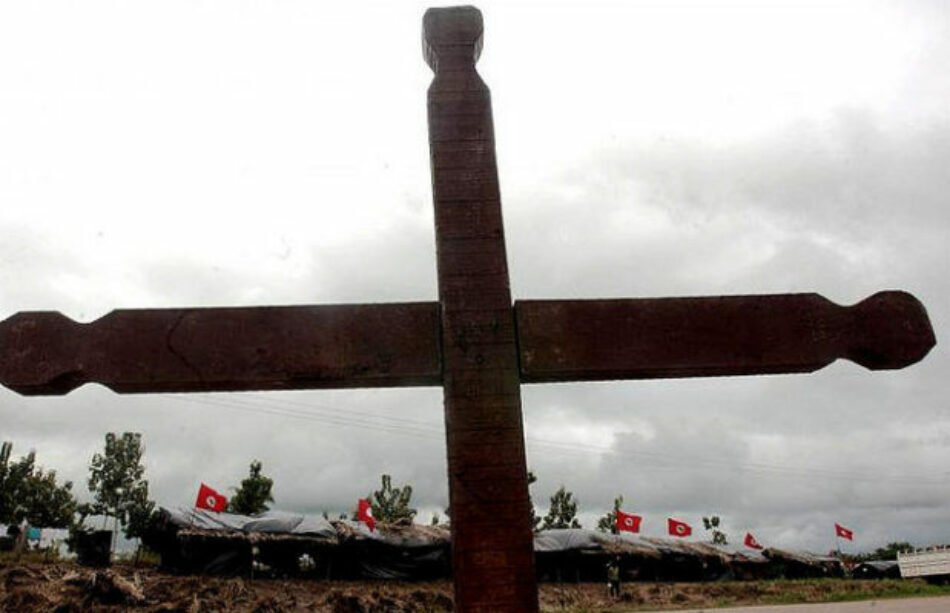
[331,519,450,580]
[534,530,775,582]
[146,507,338,576]
[762,548,845,579]
[145,508,450,580]
[145,509,843,582]
[853,560,900,579]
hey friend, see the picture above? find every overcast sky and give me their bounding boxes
[1,0,947,554]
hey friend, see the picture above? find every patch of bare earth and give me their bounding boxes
[0,561,943,612]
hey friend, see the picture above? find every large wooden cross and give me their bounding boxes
[0,7,936,612]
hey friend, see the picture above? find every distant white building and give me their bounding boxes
[897,546,950,582]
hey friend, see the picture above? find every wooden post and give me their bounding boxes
[425,8,538,612]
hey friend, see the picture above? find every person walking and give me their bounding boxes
[606,556,621,598]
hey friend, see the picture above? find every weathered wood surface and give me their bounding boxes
[0,6,937,613]
[517,291,936,383]
[425,7,539,613]
[0,291,936,396]
[0,303,441,395]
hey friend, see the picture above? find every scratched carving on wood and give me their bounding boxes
[0,6,936,613]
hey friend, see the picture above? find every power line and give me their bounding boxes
[159,393,948,486]
[170,395,442,440]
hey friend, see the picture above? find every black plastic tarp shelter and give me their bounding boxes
[146,507,450,580]
[146,507,338,576]
[853,560,900,579]
[146,510,842,582]
[533,529,774,582]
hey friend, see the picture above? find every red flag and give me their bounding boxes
[616,510,642,534]
[835,523,853,540]
[195,483,227,512]
[358,498,376,532]
[667,518,692,538]
[744,532,764,550]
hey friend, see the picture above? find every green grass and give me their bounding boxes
[757,578,950,605]
[0,548,63,564]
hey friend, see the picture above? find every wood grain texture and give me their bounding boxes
[0,303,442,395]
[425,7,539,613]
[516,291,935,383]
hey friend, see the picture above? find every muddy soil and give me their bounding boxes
[0,561,934,612]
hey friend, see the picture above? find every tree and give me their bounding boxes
[0,441,29,523]
[703,515,727,545]
[86,432,155,539]
[596,495,624,534]
[852,542,913,563]
[228,460,274,515]
[528,470,541,531]
[19,465,77,528]
[363,474,415,524]
[870,542,913,560]
[0,441,77,528]
[541,486,581,530]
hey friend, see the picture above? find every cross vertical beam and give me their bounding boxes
[424,8,539,613]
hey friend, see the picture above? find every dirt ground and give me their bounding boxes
[0,561,944,613]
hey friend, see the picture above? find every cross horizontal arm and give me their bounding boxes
[516,291,935,383]
[2,291,934,396]
[0,303,442,395]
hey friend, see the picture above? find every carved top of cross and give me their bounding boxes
[0,6,936,613]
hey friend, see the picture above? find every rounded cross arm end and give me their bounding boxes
[848,290,936,369]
